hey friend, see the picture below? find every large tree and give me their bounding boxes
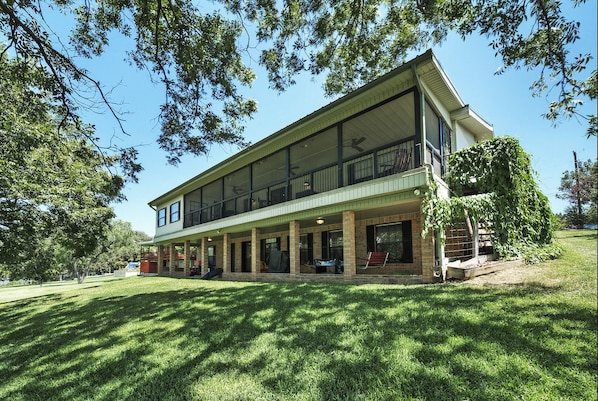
[90,220,152,274]
[0,0,595,178]
[0,53,124,282]
[557,158,598,227]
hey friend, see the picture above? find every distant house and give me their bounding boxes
[144,50,493,284]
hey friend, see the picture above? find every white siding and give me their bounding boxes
[454,122,478,150]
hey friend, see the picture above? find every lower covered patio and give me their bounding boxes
[146,203,440,284]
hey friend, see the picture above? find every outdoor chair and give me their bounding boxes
[357,252,389,269]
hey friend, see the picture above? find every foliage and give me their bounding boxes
[0,0,257,171]
[245,0,596,137]
[0,231,595,400]
[0,1,594,179]
[557,158,598,227]
[0,54,124,282]
[423,136,559,262]
[90,220,152,273]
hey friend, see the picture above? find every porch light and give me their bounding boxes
[207,237,212,242]
[316,217,325,225]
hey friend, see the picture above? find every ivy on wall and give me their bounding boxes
[422,136,561,262]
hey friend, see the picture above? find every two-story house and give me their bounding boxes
[143,50,493,284]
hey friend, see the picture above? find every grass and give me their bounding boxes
[0,230,596,401]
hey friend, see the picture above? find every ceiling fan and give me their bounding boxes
[276,165,300,175]
[345,137,366,152]
[232,186,246,195]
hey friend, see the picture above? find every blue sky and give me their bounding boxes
[74,2,597,236]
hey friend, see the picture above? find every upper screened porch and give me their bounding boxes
[150,50,493,238]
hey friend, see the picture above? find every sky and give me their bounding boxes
[71,2,597,236]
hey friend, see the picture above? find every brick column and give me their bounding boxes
[313,230,322,260]
[222,233,231,274]
[342,210,356,281]
[289,220,300,278]
[156,245,163,275]
[200,238,208,276]
[251,227,260,280]
[419,212,436,283]
[184,240,190,276]
[169,243,176,276]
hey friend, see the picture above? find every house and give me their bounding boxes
[145,50,493,284]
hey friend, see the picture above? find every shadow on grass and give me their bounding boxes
[562,230,597,237]
[0,278,595,401]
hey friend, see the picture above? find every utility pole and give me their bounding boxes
[573,151,583,224]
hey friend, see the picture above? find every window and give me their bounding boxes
[299,233,313,265]
[425,101,441,150]
[321,230,343,260]
[425,101,449,176]
[208,246,216,269]
[157,208,166,227]
[367,221,413,263]
[170,201,180,223]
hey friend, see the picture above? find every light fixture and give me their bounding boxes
[413,189,421,196]
[316,217,325,225]
[216,229,221,234]
[207,237,212,242]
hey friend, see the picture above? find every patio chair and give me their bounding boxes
[357,252,389,269]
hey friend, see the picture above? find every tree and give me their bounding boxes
[557,158,598,227]
[90,220,151,274]
[0,0,595,180]
[0,54,124,282]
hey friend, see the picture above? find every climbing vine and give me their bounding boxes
[422,136,561,263]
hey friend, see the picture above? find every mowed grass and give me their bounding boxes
[0,231,596,401]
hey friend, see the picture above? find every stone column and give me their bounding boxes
[251,227,260,280]
[289,220,300,278]
[222,233,231,274]
[184,240,191,277]
[342,210,356,281]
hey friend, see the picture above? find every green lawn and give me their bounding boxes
[1,231,596,401]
